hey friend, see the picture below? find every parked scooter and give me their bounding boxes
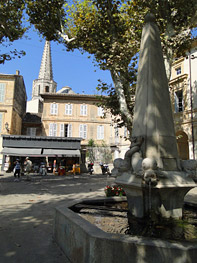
[100,163,111,175]
[39,162,47,176]
[88,163,94,175]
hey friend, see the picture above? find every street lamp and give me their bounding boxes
[5,122,9,132]
[186,53,197,159]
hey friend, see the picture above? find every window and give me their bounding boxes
[65,104,73,115]
[98,106,104,117]
[97,125,104,139]
[60,123,72,137]
[174,90,184,112]
[49,123,57,136]
[115,126,119,143]
[124,127,128,138]
[0,113,2,132]
[27,127,36,136]
[176,67,181,76]
[79,124,87,139]
[0,83,6,102]
[50,103,58,115]
[45,86,49,92]
[80,104,87,116]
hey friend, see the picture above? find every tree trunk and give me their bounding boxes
[110,69,133,131]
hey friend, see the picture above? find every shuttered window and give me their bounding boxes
[50,103,58,115]
[79,124,87,139]
[80,104,87,116]
[0,83,6,102]
[97,125,104,139]
[98,106,104,117]
[59,124,72,137]
[49,123,57,136]
[65,104,73,115]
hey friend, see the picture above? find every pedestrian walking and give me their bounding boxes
[24,157,32,181]
[14,159,21,181]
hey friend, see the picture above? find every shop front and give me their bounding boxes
[1,135,82,175]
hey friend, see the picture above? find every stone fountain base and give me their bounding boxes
[115,171,196,220]
[53,198,197,263]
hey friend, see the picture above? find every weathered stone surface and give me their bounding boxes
[115,14,196,219]
[54,199,197,263]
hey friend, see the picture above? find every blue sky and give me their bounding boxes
[0,29,112,101]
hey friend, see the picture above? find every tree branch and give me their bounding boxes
[57,31,76,43]
[110,69,133,128]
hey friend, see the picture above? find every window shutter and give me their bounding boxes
[97,125,104,139]
[68,124,72,137]
[84,124,87,138]
[101,126,104,139]
[0,113,2,132]
[49,123,53,136]
[65,104,69,115]
[80,105,83,115]
[54,104,58,115]
[60,123,64,137]
[79,124,83,137]
[70,104,73,115]
[79,124,87,139]
[50,104,54,114]
[66,104,73,115]
[53,123,57,136]
[0,83,5,102]
[98,107,104,117]
[80,104,87,116]
[84,105,87,115]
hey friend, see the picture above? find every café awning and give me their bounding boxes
[42,149,80,157]
[1,148,81,157]
[1,148,42,157]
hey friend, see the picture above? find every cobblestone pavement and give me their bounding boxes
[0,172,115,263]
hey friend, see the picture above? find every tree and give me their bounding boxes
[53,0,197,134]
[0,0,26,63]
[0,0,65,64]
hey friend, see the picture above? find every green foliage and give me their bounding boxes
[26,0,65,41]
[0,0,26,63]
[0,0,65,63]
[86,139,96,162]
[88,138,96,147]
[62,0,197,132]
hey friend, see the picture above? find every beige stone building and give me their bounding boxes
[41,86,130,172]
[0,70,27,169]
[169,40,197,160]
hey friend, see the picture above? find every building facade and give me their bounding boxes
[0,70,27,169]
[40,87,130,172]
[169,40,197,160]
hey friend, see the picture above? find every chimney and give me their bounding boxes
[16,70,20,75]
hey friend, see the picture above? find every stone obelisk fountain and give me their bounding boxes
[115,14,196,220]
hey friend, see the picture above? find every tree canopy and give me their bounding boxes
[1,0,197,134]
[0,0,26,63]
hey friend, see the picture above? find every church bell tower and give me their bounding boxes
[32,40,57,100]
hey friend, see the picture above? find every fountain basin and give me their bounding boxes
[53,198,197,263]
